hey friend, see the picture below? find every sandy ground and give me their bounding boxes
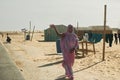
[1,32,120,80]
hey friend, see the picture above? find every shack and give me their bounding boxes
[44,25,67,41]
[75,25,113,40]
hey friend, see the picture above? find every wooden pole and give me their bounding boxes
[29,21,31,35]
[31,26,35,41]
[77,21,79,34]
[76,21,79,37]
[24,31,26,40]
[102,5,107,61]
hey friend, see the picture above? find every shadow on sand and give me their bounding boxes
[55,60,103,80]
[45,53,62,56]
[55,75,66,80]
[74,60,103,73]
[37,40,55,42]
[38,60,63,68]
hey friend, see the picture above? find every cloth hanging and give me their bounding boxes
[105,34,113,47]
[114,33,118,45]
[88,33,102,43]
[118,33,120,44]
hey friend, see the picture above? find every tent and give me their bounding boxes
[44,25,67,41]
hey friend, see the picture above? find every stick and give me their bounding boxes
[31,26,35,41]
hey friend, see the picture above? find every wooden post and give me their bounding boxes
[28,21,31,40]
[24,31,26,40]
[93,43,96,54]
[77,21,79,35]
[82,42,84,57]
[102,5,107,61]
[29,21,31,34]
[31,26,35,41]
[86,41,88,55]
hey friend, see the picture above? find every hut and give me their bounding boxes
[74,25,113,41]
[44,25,67,41]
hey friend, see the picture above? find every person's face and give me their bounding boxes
[67,25,73,33]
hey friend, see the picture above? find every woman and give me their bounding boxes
[50,24,78,80]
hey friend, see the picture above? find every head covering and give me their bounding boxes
[67,24,74,33]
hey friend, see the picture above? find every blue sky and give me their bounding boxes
[0,0,120,31]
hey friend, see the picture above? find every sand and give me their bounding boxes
[1,32,120,80]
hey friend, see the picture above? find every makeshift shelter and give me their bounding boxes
[74,25,113,41]
[44,25,67,41]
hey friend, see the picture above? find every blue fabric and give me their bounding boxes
[88,33,102,43]
[56,39,62,53]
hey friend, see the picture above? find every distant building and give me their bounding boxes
[88,25,111,30]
